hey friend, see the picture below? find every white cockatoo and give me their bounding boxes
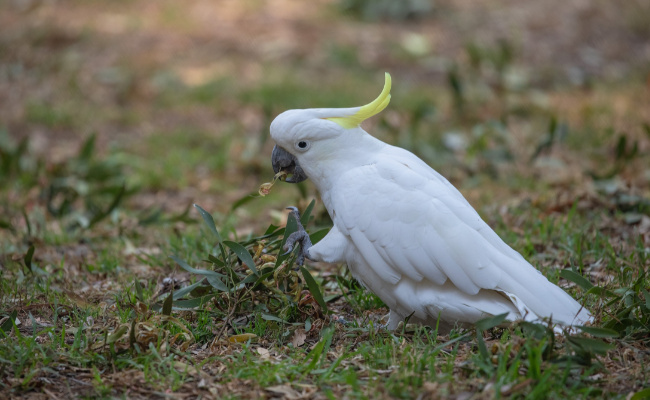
[270,73,592,331]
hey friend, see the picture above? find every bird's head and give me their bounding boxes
[270,73,391,183]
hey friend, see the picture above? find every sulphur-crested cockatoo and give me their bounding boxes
[271,73,592,331]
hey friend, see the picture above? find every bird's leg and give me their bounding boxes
[282,206,313,266]
[381,309,404,330]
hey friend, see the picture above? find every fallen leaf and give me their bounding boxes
[501,378,534,396]
[172,361,203,376]
[291,328,306,347]
[266,385,301,399]
[228,333,257,343]
[256,347,270,360]
[63,289,95,309]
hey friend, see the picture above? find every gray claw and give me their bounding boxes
[282,206,313,266]
[281,245,293,256]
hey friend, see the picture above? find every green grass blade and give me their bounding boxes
[475,312,509,331]
[430,332,471,355]
[262,224,277,236]
[134,278,144,302]
[170,255,225,279]
[631,388,650,400]
[223,240,258,275]
[78,134,96,161]
[23,245,34,272]
[206,276,229,292]
[585,286,617,298]
[88,182,126,228]
[567,336,614,355]
[162,290,173,316]
[170,255,228,291]
[129,319,136,349]
[172,279,208,300]
[169,295,215,309]
[1,310,18,333]
[309,228,329,244]
[193,204,222,243]
[576,326,619,338]
[560,270,594,291]
[22,208,32,237]
[476,332,489,361]
[231,192,257,211]
[107,326,128,345]
[276,213,298,268]
[302,327,333,375]
[240,274,259,285]
[0,219,14,232]
[300,266,328,314]
[301,199,316,225]
[261,313,287,323]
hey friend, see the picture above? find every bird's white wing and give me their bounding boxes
[329,149,588,324]
[331,157,504,294]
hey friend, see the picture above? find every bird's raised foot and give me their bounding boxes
[282,206,313,266]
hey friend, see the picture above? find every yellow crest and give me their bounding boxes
[327,72,391,129]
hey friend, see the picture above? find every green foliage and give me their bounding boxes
[22,245,34,272]
[165,201,330,334]
[597,273,650,340]
[0,311,17,333]
[530,117,569,162]
[0,133,131,234]
[1,3,649,396]
[25,102,75,129]
[0,130,42,189]
[338,0,434,21]
[128,128,233,190]
[300,266,328,313]
[42,135,129,230]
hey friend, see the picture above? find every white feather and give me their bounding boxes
[270,103,593,331]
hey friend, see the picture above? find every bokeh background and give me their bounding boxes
[2,0,649,231]
[2,1,650,398]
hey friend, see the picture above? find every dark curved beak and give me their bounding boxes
[271,145,308,183]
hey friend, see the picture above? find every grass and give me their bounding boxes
[1,119,648,398]
[1,1,650,398]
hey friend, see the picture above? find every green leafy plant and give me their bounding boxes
[338,0,434,21]
[162,201,331,340]
[0,131,42,190]
[42,134,130,230]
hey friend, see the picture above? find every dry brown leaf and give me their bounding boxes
[63,289,96,309]
[266,385,301,399]
[256,347,271,360]
[228,333,257,343]
[291,329,307,347]
[172,361,203,377]
[501,378,534,396]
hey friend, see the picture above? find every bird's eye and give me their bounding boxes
[295,140,310,151]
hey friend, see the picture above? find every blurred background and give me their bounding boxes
[2,3,649,396]
[1,0,649,235]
